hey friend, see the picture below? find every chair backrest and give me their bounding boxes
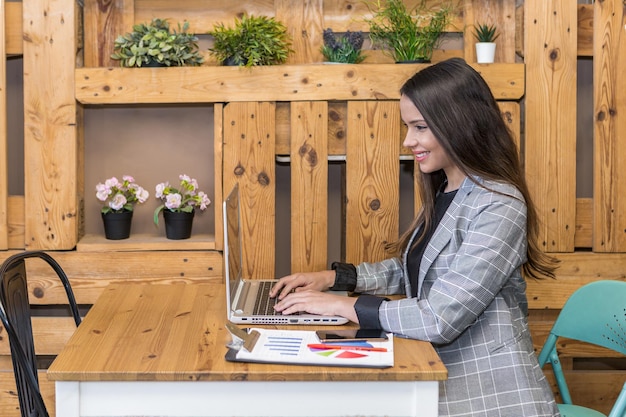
[549,280,626,354]
[0,251,82,417]
[537,280,626,415]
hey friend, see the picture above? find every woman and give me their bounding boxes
[270,58,559,416]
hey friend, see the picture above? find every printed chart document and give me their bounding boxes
[225,327,394,368]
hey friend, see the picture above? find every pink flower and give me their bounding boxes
[96,175,150,214]
[153,174,211,225]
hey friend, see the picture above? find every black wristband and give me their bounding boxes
[354,295,386,329]
[330,262,357,292]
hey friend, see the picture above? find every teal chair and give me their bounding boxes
[537,280,626,417]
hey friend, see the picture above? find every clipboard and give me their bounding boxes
[225,324,394,368]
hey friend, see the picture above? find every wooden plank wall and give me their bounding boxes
[1,0,7,251]
[1,0,625,415]
[593,1,626,252]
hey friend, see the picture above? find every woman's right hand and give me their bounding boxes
[269,270,336,300]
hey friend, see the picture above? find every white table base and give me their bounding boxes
[55,380,439,417]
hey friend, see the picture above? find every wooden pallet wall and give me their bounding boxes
[1,0,625,416]
[1,0,7,251]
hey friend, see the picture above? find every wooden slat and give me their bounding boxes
[346,101,400,264]
[328,102,349,155]
[222,102,276,279]
[275,0,323,65]
[0,369,55,417]
[1,0,7,250]
[132,0,465,36]
[4,2,23,55]
[577,4,594,57]
[23,0,79,250]
[0,317,77,356]
[7,196,24,249]
[526,253,626,309]
[83,0,134,67]
[575,198,592,248]
[76,233,216,252]
[463,0,516,64]
[75,63,526,104]
[134,0,275,31]
[593,0,626,252]
[0,250,224,305]
[498,101,520,150]
[322,0,464,33]
[214,103,225,251]
[524,0,577,253]
[290,102,328,272]
[544,371,626,416]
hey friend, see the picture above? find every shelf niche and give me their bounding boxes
[80,104,216,251]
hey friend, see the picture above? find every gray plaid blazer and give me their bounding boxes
[354,177,559,417]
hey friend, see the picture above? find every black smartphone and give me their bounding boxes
[315,329,388,343]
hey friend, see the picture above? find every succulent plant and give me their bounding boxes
[473,23,500,43]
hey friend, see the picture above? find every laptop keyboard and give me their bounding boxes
[253,281,279,315]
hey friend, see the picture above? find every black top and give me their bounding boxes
[407,189,457,297]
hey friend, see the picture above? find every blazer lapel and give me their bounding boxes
[416,178,474,296]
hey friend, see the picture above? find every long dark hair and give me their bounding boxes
[390,57,557,279]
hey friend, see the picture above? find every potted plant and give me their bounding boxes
[111,18,204,67]
[321,29,366,64]
[365,0,455,63]
[95,175,149,239]
[154,174,211,239]
[207,14,292,67]
[473,23,499,63]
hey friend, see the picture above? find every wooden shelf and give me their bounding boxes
[75,63,525,105]
[77,233,217,252]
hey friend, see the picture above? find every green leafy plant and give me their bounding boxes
[321,29,366,63]
[111,18,204,67]
[473,23,499,43]
[208,15,292,67]
[365,0,455,63]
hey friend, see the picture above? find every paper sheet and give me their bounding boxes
[230,328,394,368]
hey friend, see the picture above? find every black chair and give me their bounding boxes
[0,251,81,417]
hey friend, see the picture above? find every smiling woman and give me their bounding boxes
[271,58,560,417]
[2,0,617,414]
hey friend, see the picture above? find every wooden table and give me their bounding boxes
[48,282,447,417]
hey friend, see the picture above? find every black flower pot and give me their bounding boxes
[101,211,133,240]
[223,56,247,66]
[396,58,430,64]
[163,210,195,240]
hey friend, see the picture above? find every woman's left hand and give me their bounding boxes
[274,290,359,323]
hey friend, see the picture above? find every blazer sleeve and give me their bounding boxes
[378,187,528,344]
[353,257,407,295]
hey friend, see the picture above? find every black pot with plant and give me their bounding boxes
[208,15,292,67]
[321,29,366,64]
[111,18,204,67]
[365,0,455,63]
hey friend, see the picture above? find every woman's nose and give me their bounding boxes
[403,134,415,149]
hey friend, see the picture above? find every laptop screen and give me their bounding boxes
[224,184,243,307]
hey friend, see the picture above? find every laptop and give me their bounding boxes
[223,184,349,325]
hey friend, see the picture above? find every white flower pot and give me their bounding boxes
[475,42,496,64]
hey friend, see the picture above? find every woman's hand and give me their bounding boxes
[269,270,336,300]
[273,290,359,323]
